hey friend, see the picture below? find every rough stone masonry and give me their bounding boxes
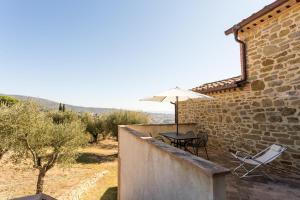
[179,3,300,171]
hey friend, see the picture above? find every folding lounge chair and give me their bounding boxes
[231,144,287,179]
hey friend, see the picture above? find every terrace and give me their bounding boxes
[118,0,300,199]
[118,124,300,200]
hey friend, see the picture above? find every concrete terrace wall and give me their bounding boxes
[179,3,300,170]
[118,125,230,200]
[127,123,196,138]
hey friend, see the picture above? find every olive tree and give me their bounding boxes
[48,110,78,124]
[104,110,149,139]
[81,113,106,143]
[0,105,17,159]
[10,102,88,194]
[0,96,19,159]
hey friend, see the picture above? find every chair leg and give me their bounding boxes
[192,146,197,156]
[240,164,263,178]
[204,146,209,160]
[232,162,244,176]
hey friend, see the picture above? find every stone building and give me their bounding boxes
[179,0,300,170]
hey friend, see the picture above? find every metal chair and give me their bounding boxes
[231,144,287,179]
[185,131,209,159]
[185,130,196,137]
[177,131,195,148]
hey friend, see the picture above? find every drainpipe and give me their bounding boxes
[233,25,247,85]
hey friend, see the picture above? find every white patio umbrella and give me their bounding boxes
[140,87,213,135]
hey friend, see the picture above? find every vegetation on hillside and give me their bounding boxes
[0,96,19,106]
[82,111,149,143]
[0,105,15,159]
[0,102,88,194]
[3,94,174,123]
[81,113,107,143]
[0,98,149,195]
[0,96,19,159]
[104,111,149,138]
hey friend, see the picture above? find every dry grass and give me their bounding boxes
[80,140,118,200]
[0,139,118,200]
[81,161,118,200]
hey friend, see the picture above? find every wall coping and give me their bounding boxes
[127,123,197,127]
[119,125,230,177]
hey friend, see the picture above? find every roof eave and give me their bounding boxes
[193,84,239,94]
[224,0,290,35]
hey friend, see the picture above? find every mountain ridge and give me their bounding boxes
[1,94,174,124]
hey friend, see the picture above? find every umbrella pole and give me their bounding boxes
[176,96,179,136]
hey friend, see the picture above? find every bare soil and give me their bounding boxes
[0,139,118,200]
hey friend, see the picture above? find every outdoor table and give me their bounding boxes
[159,132,199,149]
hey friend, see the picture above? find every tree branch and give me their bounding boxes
[24,137,39,168]
[44,152,59,172]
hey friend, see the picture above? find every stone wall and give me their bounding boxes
[179,4,300,170]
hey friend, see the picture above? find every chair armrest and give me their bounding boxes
[250,157,264,164]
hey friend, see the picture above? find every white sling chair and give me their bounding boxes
[231,144,287,179]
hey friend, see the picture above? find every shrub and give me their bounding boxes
[81,113,107,143]
[104,110,149,138]
[48,110,78,124]
[0,96,19,106]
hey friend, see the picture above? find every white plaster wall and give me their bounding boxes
[118,126,228,200]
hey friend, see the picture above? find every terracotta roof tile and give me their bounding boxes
[225,0,293,35]
[192,76,242,94]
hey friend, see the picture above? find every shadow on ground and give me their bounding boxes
[97,142,118,150]
[76,153,117,164]
[100,187,117,200]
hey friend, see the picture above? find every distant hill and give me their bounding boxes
[1,94,174,124]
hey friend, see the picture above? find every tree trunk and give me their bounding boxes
[0,149,7,160]
[92,134,98,143]
[36,169,46,194]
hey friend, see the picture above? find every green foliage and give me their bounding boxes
[80,111,149,141]
[0,96,19,107]
[0,104,17,159]
[59,103,66,112]
[81,113,107,143]
[104,110,149,138]
[59,103,62,111]
[48,110,78,124]
[2,101,88,193]
[9,102,87,163]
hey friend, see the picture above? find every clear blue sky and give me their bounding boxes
[0,0,273,112]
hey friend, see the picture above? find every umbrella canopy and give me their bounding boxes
[140,87,213,103]
[140,87,213,135]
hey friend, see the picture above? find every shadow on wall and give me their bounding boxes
[100,187,118,200]
[76,153,117,164]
